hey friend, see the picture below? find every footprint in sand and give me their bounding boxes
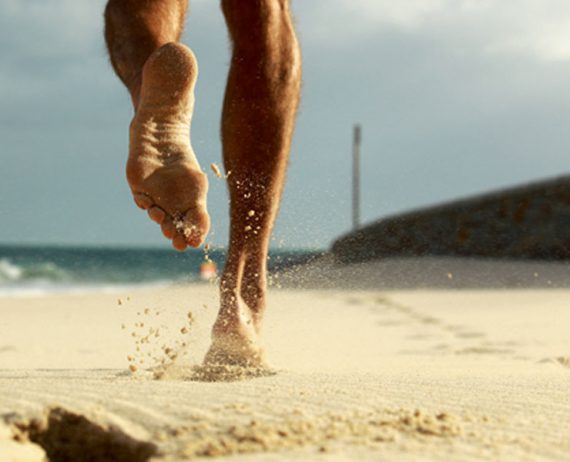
[417,315,441,325]
[455,346,513,355]
[426,343,452,352]
[539,356,570,368]
[407,333,438,340]
[454,331,486,339]
[376,320,407,327]
[443,324,467,333]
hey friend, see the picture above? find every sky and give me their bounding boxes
[2,0,570,249]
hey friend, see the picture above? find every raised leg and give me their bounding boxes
[104,0,209,251]
[205,0,302,366]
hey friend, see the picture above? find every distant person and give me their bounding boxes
[104,0,301,367]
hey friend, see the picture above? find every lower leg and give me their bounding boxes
[104,0,209,250]
[205,0,301,366]
[104,0,188,107]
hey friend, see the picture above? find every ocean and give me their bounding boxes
[0,245,322,297]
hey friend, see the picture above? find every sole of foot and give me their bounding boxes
[127,42,210,251]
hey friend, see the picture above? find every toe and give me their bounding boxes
[172,233,188,251]
[183,207,210,247]
[161,217,176,239]
[148,206,166,224]
[184,226,203,248]
[133,193,153,210]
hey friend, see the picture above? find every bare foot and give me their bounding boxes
[204,295,266,368]
[127,42,209,251]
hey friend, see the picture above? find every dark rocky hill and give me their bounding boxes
[332,175,570,263]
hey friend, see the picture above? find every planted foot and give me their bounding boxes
[204,296,266,368]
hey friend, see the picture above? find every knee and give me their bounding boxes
[104,0,135,39]
[104,0,127,23]
[221,0,298,50]
[222,0,286,28]
[105,0,187,32]
[223,0,301,82]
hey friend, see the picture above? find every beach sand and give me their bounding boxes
[1,261,570,461]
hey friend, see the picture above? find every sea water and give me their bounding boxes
[0,245,321,297]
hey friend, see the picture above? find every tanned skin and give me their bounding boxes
[104,0,301,366]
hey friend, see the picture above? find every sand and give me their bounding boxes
[1,264,570,461]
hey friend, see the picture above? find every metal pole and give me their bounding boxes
[352,124,361,231]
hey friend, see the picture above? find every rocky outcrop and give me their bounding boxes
[332,176,570,263]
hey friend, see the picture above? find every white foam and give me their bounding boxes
[0,280,173,298]
[0,258,23,282]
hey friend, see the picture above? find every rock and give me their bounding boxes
[333,175,570,263]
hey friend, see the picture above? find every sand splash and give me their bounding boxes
[117,296,196,377]
[154,363,276,382]
[117,295,273,383]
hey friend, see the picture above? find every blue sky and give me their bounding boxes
[2,0,570,249]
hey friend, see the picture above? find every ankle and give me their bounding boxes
[240,281,266,315]
[127,72,142,110]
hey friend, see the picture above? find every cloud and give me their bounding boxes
[0,0,106,59]
[298,0,570,61]
[476,0,570,61]
[0,0,121,118]
[333,0,446,29]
